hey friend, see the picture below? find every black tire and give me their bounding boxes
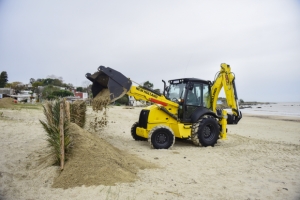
[148,125,175,149]
[191,116,219,147]
[131,122,147,141]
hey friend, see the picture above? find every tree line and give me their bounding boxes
[0,71,83,100]
[0,71,160,103]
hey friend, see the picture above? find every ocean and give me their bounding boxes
[237,102,300,118]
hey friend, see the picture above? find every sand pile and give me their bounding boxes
[52,123,156,189]
[0,97,15,108]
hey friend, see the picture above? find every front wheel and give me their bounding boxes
[191,116,219,147]
[148,125,175,149]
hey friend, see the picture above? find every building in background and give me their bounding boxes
[10,90,36,102]
[73,91,88,99]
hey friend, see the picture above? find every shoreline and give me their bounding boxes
[242,113,300,122]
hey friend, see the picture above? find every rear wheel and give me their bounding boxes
[131,122,147,141]
[191,116,219,147]
[148,125,175,149]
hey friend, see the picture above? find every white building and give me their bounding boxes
[10,90,36,103]
[128,96,146,106]
[0,88,13,96]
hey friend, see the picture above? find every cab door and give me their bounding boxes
[182,82,211,120]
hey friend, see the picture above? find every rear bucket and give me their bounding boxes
[86,66,132,102]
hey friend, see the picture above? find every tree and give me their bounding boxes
[76,87,83,92]
[66,83,74,90]
[7,82,24,94]
[14,83,25,94]
[4,83,12,88]
[115,94,129,105]
[32,81,43,88]
[43,78,54,86]
[43,78,63,87]
[42,85,60,100]
[52,90,74,98]
[154,88,161,94]
[36,78,45,83]
[9,82,22,89]
[42,85,74,100]
[32,81,43,97]
[29,78,36,84]
[143,81,153,89]
[0,71,8,88]
[52,79,63,86]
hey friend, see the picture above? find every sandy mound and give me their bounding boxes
[52,123,156,189]
[0,97,15,108]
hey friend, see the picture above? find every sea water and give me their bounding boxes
[238,102,300,118]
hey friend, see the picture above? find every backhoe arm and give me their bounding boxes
[209,63,242,140]
[211,63,242,123]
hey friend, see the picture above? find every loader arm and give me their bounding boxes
[86,65,179,117]
[127,86,179,117]
[210,63,242,124]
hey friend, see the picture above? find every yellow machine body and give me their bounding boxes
[86,63,242,148]
[135,105,191,139]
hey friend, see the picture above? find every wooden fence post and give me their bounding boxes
[60,102,65,170]
[66,101,70,122]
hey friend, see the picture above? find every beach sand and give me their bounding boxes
[0,105,299,200]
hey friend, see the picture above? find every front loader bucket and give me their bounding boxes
[86,66,132,102]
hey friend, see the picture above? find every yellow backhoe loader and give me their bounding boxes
[86,63,242,149]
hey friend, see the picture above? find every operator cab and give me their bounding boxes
[166,78,212,121]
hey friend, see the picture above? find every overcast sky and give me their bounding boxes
[0,0,299,102]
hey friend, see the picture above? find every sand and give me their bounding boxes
[0,98,15,109]
[0,105,300,199]
[92,89,111,112]
[52,123,156,189]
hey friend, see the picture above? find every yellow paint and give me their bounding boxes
[127,63,240,141]
[219,109,228,139]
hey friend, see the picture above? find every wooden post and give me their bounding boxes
[65,101,70,122]
[60,102,65,170]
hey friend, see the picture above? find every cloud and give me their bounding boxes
[0,0,299,101]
